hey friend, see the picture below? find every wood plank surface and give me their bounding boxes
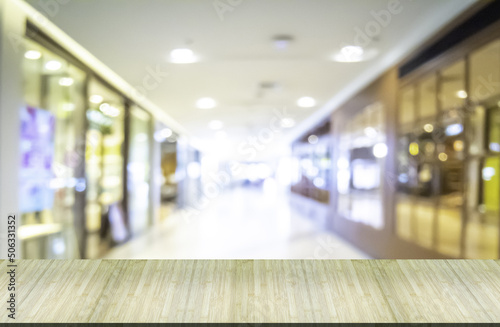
[0,259,499,323]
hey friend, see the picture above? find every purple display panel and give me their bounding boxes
[19,106,56,213]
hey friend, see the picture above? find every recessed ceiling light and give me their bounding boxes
[273,35,293,50]
[89,95,103,104]
[333,46,377,63]
[45,60,62,71]
[24,50,41,60]
[280,118,295,128]
[170,48,197,63]
[196,97,216,109]
[59,77,74,86]
[297,97,316,108]
[209,120,223,130]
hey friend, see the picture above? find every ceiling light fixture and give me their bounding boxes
[273,35,293,50]
[170,48,197,63]
[209,120,223,130]
[45,60,62,71]
[297,97,316,108]
[24,50,41,60]
[333,45,377,63]
[196,97,216,109]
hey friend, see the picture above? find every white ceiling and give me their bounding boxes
[27,0,476,160]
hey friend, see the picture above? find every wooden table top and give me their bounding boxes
[1,259,499,323]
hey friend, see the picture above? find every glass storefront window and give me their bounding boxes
[153,123,178,221]
[21,38,87,259]
[128,106,152,235]
[439,60,466,110]
[469,105,486,156]
[85,79,126,258]
[413,121,439,249]
[469,40,500,103]
[336,102,386,229]
[290,124,332,204]
[465,103,500,259]
[396,76,466,255]
[488,107,500,154]
[312,138,332,204]
[418,74,438,119]
[399,86,415,125]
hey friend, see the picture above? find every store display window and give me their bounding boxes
[127,106,152,235]
[85,78,126,258]
[336,102,386,229]
[290,124,332,204]
[21,38,87,258]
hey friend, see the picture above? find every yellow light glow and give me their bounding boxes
[409,142,419,156]
[425,142,435,154]
[423,124,434,133]
[453,140,464,152]
[438,152,448,161]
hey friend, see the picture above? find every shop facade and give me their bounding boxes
[0,0,194,258]
[291,2,500,259]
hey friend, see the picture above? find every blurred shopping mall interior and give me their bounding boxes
[1,0,500,259]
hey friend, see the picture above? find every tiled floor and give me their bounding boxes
[104,186,369,259]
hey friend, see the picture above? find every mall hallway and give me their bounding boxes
[104,186,369,259]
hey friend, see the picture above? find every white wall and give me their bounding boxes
[0,0,25,258]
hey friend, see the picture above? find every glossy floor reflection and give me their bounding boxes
[104,185,370,259]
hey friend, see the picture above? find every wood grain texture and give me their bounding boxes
[1,259,499,323]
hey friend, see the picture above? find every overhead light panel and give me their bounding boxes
[45,60,62,71]
[333,45,377,63]
[297,97,316,108]
[25,50,41,60]
[273,35,293,50]
[170,48,197,63]
[196,97,216,109]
